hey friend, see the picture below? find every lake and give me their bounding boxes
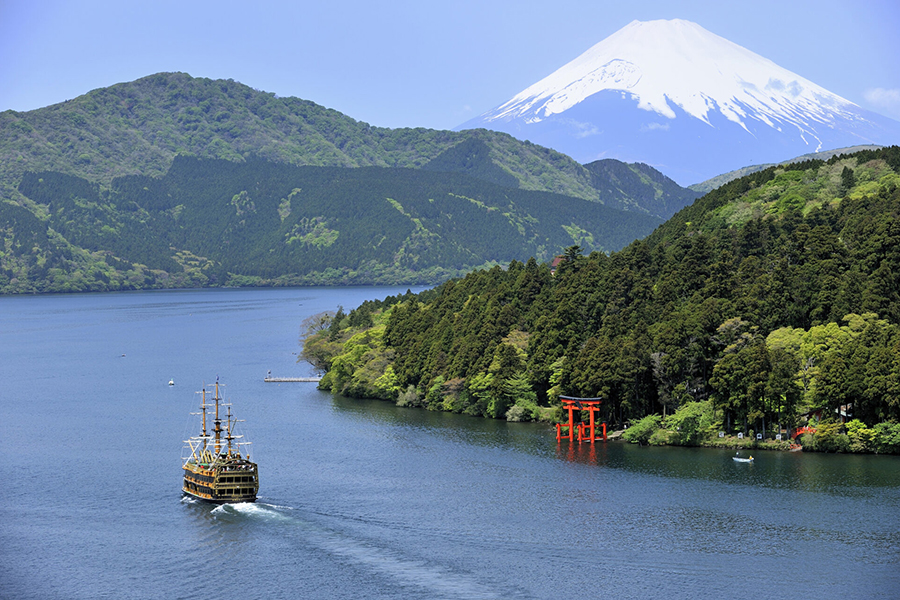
[1,287,898,599]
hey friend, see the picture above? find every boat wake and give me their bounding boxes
[212,501,283,517]
[204,500,521,599]
[310,528,508,600]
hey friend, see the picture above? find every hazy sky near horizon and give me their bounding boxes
[2,0,899,129]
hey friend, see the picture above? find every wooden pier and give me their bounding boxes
[264,376,322,383]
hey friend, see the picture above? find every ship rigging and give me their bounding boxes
[182,380,258,503]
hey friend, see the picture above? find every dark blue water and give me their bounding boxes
[2,288,899,599]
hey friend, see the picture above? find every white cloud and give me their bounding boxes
[558,118,601,138]
[863,88,900,118]
[640,122,670,132]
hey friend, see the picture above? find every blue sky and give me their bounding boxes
[2,0,899,129]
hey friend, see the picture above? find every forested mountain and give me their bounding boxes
[0,156,661,293]
[583,159,700,217]
[308,147,900,452]
[0,72,703,294]
[0,72,697,219]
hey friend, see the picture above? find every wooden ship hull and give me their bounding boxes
[182,459,258,503]
[182,380,259,504]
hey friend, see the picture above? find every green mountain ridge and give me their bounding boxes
[0,71,701,294]
[584,158,700,216]
[688,145,885,194]
[0,72,698,219]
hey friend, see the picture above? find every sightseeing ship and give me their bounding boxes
[182,380,259,503]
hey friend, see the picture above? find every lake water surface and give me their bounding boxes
[1,287,899,599]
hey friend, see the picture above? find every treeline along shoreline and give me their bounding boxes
[300,147,900,454]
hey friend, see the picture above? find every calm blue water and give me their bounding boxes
[1,288,899,599]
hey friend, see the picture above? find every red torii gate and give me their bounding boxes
[556,396,606,443]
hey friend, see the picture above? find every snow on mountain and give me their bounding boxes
[494,19,851,136]
[458,19,900,185]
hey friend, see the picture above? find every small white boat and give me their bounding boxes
[169,379,175,386]
[733,456,754,463]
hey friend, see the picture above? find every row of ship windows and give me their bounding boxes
[220,476,255,484]
[185,473,256,485]
[220,488,255,496]
[184,482,213,495]
[184,483,255,497]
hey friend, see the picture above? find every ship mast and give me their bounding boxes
[200,386,208,448]
[224,402,248,458]
[213,379,223,455]
[186,385,212,464]
[183,378,252,468]
[225,404,234,456]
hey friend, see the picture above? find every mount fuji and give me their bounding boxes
[457,19,900,186]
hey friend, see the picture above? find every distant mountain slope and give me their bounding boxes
[0,72,697,220]
[458,19,900,186]
[0,156,662,293]
[650,146,900,251]
[688,145,884,194]
[582,159,701,217]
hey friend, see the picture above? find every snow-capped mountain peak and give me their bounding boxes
[492,19,853,139]
[459,19,900,185]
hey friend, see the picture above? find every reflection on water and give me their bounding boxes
[330,393,900,498]
[554,438,611,466]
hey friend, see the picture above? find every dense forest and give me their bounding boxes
[304,147,900,453]
[0,156,662,293]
